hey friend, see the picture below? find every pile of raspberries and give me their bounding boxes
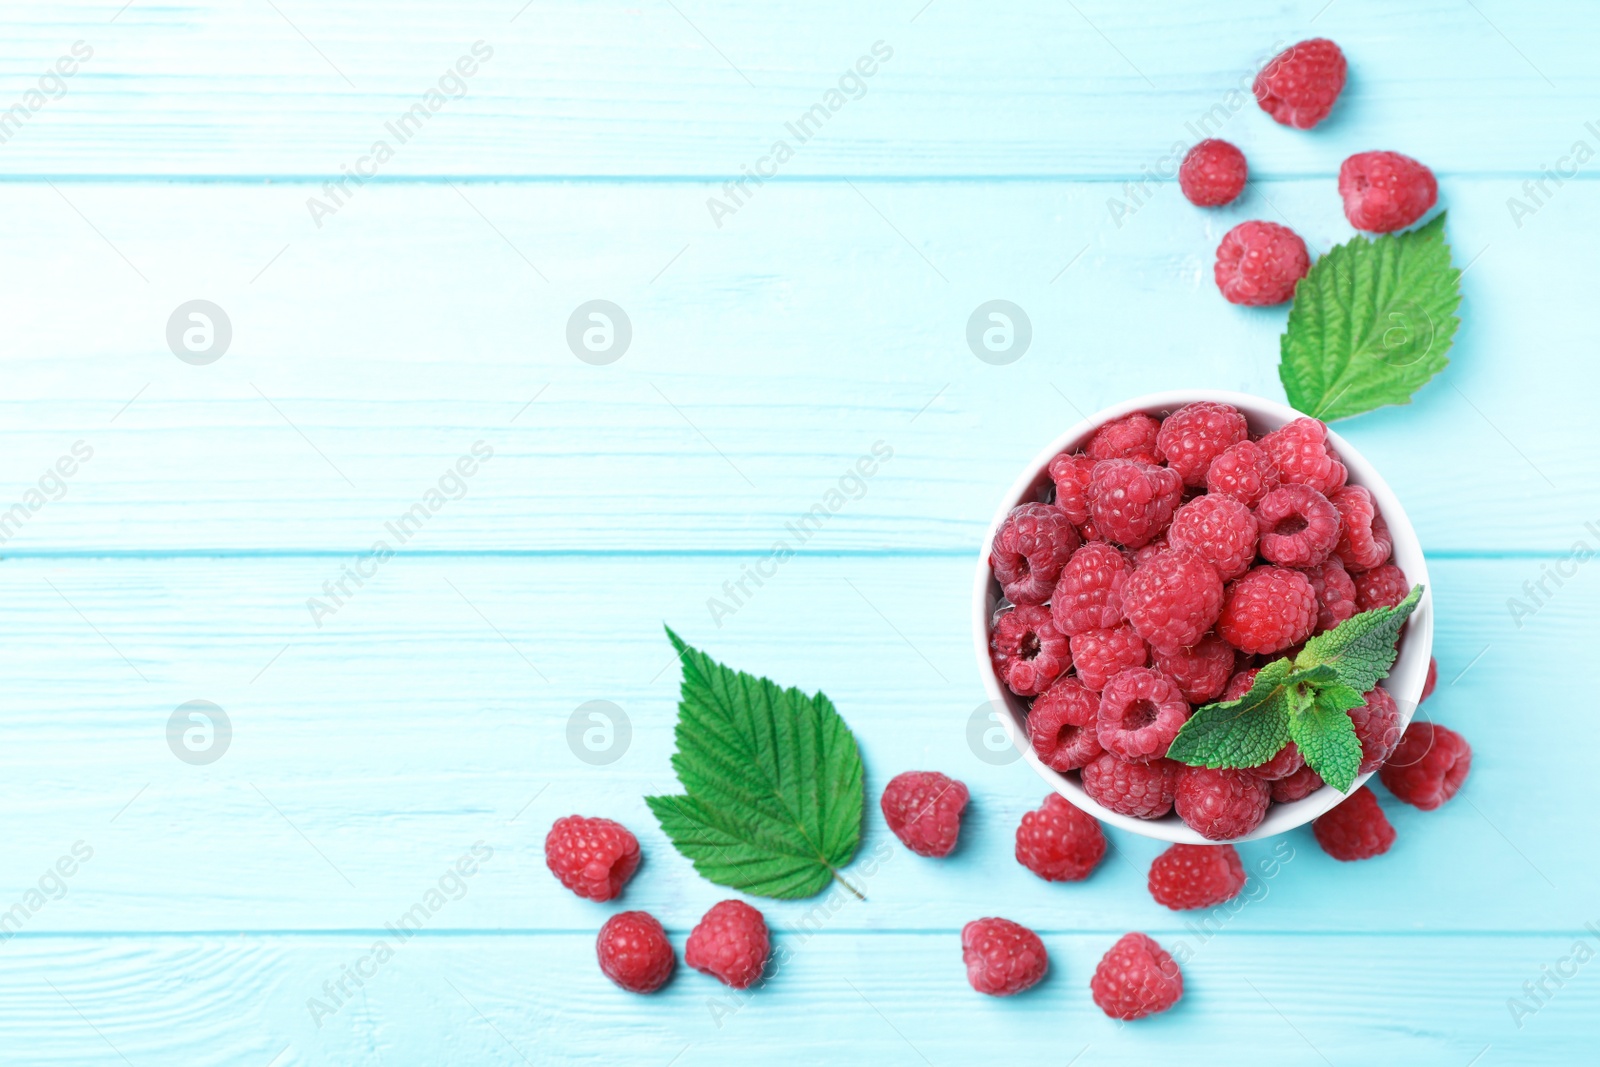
[1187,38,1440,305]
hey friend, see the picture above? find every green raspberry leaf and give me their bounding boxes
[1167,658,1293,769]
[1294,585,1424,693]
[1289,685,1367,792]
[645,626,865,899]
[1279,213,1461,421]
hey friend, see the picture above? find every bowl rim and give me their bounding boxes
[971,389,1433,843]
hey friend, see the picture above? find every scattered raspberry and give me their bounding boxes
[1015,793,1107,882]
[1156,401,1249,486]
[1069,624,1149,692]
[1271,764,1325,803]
[1174,766,1271,840]
[1048,451,1097,527]
[1249,742,1305,781]
[1222,666,1260,700]
[1178,139,1248,208]
[1214,220,1310,306]
[1148,843,1247,910]
[1339,151,1438,233]
[1354,563,1409,612]
[1302,557,1358,633]
[1088,460,1183,549]
[597,911,675,993]
[1153,632,1234,704]
[545,815,641,902]
[1255,484,1341,568]
[1421,656,1438,702]
[1090,933,1183,1020]
[881,771,970,857]
[1313,786,1396,861]
[1028,676,1104,771]
[1349,686,1403,774]
[991,605,1071,697]
[1168,493,1259,580]
[1087,413,1163,465]
[685,900,770,989]
[1081,753,1180,819]
[961,917,1048,996]
[1050,541,1130,635]
[1259,417,1348,496]
[990,502,1081,606]
[1205,439,1281,507]
[1379,722,1471,810]
[1121,548,1224,652]
[1218,565,1319,654]
[1254,38,1347,129]
[1097,668,1191,763]
[1330,485,1393,573]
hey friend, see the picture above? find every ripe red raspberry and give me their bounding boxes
[1246,742,1303,782]
[1153,632,1233,703]
[1339,151,1438,233]
[1178,139,1248,207]
[990,503,1081,606]
[1330,486,1392,573]
[1090,933,1183,1020]
[545,815,641,902]
[1254,484,1340,569]
[1132,536,1169,568]
[881,771,969,857]
[1222,665,1260,700]
[1156,401,1249,485]
[1421,656,1438,702]
[1259,418,1347,495]
[1069,624,1149,692]
[597,911,675,993]
[1087,412,1162,465]
[1088,460,1183,549]
[1016,793,1107,882]
[1214,220,1310,306]
[1047,451,1096,527]
[1313,786,1396,861]
[1379,722,1471,810]
[1349,686,1402,774]
[685,900,770,989]
[1302,557,1358,633]
[1254,38,1347,129]
[1174,766,1271,840]
[1027,675,1103,771]
[1120,549,1224,653]
[1148,843,1247,910]
[961,917,1048,996]
[1081,753,1179,819]
[1168,493,1258,581]
[1271,764,1324,802]
[991,605,1070,696]
[1050,541,1129,635]
[1096,667,1190,763]
[1206,439,1280,507]
[1354,563,1409,612]
[1218,565,1319,654]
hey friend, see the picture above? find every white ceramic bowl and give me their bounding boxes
[972,390,1433,843]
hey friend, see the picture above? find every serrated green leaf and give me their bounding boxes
[1167,659,1293,768]
[645,626,864,899]
[1289,690,1365,793]
[1312,683,1368,718]
[1294,585,1424,693]
[1279,213,1461,421]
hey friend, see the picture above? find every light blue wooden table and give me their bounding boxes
[0,1,1594,1063]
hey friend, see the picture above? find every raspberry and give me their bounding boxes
[1330,486,1392,573]
[1259,418,1347,495]
[1174,766,1271,840]
[1354,563,1409,612]
[1254,38,1347,129]
[1088,460,1183,549]
[1302,557,1358,633]
[1214,220,1310,306]
[1087,413,1162,465]
[1157,401,1249,486]
[1027,676,1103,771]
[881,771,970,857]
[990,605,1071,696]
[1080,753,1179,819]
[685,900,770,989]
[1339,151,1438,233]
[1096,667,1190,763]
[1313,786,1396,861]
[990,503,1081,606]
[1222,666,1260,700]
[1254,484,1341,569]
[1349,686,1403,774]
[597,911,675,993]
[1421,656,1438,702]
[1270,764,1324,802]
[1218,565,1319,654]
[1153,632,1233,704]
[1245,742,1303,782]
[961,917,1048,996]
[1168,493,1258,581]
[1178,139,1248,208]
[545,815,641,902]
[1050,541,1129,635]
[1379,722,1471,810]
[1015,793,1106,882]
[1047,451,1096,526]
[1148,843,1247,910]
[1090,933,1183,1020]
[1132,537,1169,568]
[1206,440,1280,507]
[1069,624,1149,692]
[1120,548,1224,653]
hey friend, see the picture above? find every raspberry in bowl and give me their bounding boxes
[972,391,1432,844]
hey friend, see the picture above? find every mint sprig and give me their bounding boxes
[1167,586,1424,793]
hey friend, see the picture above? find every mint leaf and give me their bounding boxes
[1289,685,1367,792]
[1167,659,1293,769]
[1294,585,1424,693]
[646,627,865,899]
[1279,213,1460,421]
